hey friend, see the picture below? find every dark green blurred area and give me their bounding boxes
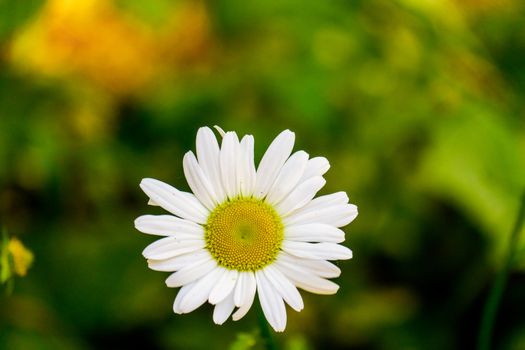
[1,0,525,349]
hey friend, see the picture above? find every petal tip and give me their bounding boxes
[140,177,155,187]
[273,325,286,332]
[213,125,226,137]
[134,217,143,229]
[197,126,212,134]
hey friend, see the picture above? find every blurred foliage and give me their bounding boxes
[0,0,525,349]
[228,332,257,350]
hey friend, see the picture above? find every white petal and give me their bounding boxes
[165,256,217,287]
[275,260,340,295]
[213,292,236,325]
[256,270,287,332]
[278,252,341,278]
[135,215,204,238]
[209,269,239,305]
[178,267,224,314]
[299,157,330,182]
[220,132,241,199]
[282,241,353,260]
[232,271,257,321]
[303,191,349,208]
[233,273,244,307]
[148,198,159,206]
[142,237,205,260]
[173,282,196,314]
[147,249,210,272]
[283,191,355,225]
[284,203,358,227]
[288,191,348,217]
[276,176,326,216]
[196,127,226,203]
[254,130,295,199]
[239,135,256,196]
[139,178,209,224]
[183,151,219,211]
[284,223,345,243]
[266,151,309,205]
[263,265,303,312]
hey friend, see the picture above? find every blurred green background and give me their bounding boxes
[1,0,525,349]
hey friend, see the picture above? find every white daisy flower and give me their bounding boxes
[135,127,358,332]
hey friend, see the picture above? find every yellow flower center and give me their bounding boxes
[205,198,283,271]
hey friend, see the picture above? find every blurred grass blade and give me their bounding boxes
[1,227,11,284]
[478,191,525,350]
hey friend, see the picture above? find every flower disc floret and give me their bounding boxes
[205,198,283,271]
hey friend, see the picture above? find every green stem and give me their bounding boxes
[257,304,278,350]
[477,191,525,350]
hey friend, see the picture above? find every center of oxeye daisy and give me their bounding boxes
[204,198,283,271]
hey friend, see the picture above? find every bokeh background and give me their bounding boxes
[1,0,525,349]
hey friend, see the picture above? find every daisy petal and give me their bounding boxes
[254,130,295,199]
[266,151,309,205]
[173,282,196,314]
[263,265,303,312]
[147,250,210,272]
[220,131,241,199]
[209,269,239,305]
[213,292,236,325]
[232,272,256,321]
[232,271,257,321]
[165,256,217,287]
[276,176,326,216]
[196,127,227,203]
[142,237,205,260]
[178,267,224,314]
[284,203,358,227]
[183,151,219,211]
[275,260,340,295]
[282,241,353,260]
[213,125,226,137]
[284,223,345,243]
[135,215,203,238]
[239,135,256,196]
[299,157,330,182]
[256,270,287,332]
[279,252,341,278]
[283,191,354,225]
[140,178,209,224]
[303,191,349,207]
[233,272,244,307]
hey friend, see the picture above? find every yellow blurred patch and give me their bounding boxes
[8,0,213,95]
[8,238,34,277]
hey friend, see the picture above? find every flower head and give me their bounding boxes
[135,127,358,331]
